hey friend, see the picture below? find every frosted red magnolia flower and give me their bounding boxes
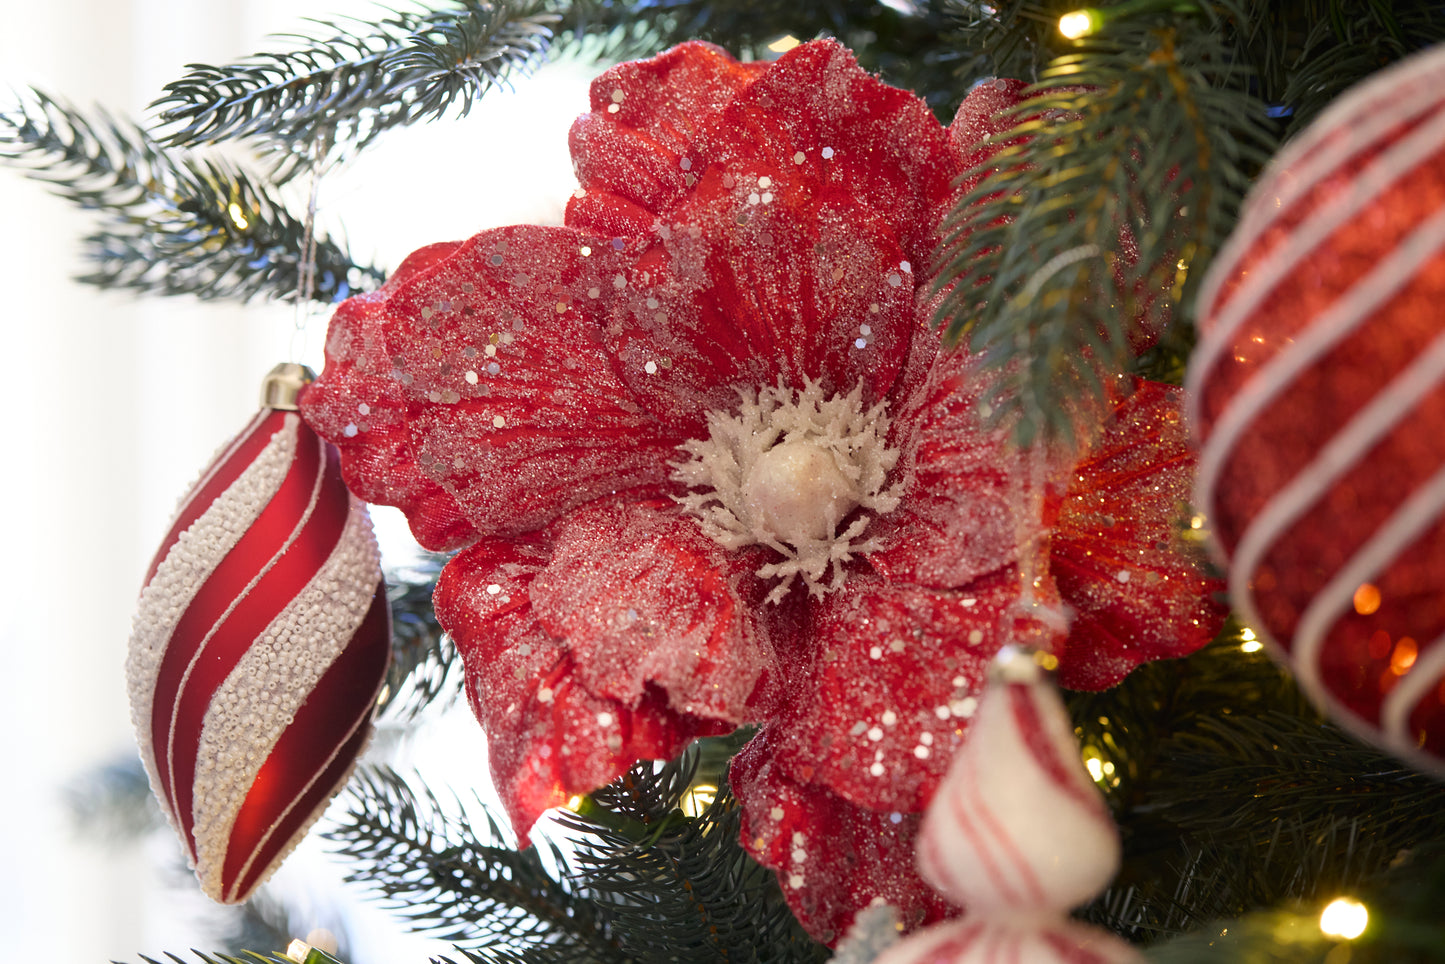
[301,41,1225,943]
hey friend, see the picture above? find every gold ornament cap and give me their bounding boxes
[260,362,316,411]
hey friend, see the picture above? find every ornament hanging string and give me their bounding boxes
[290,133,331,363]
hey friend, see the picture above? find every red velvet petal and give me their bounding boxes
[1050,381,1227,690]
[568,41,766,226]
[598,184,920,421]
[568,40,956,269]
[703,41,956,262]
[528,494,781,722]
[435,534,728,844]
[870,347,1063,589]
[946,78,1030,179]
[731,727,956,947]
[301,242,479,551]
[378,224,695,538]
[767,572,1064,815]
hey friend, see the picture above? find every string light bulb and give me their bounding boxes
[681,782,719,817]
[1059,9,1101,39]
[1319,897,1369,940]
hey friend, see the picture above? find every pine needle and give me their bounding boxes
[325,765,623,960]
[931,3,1275,445]
[378,555,463,722]
[0,89,381,302]
[555,743,829,964]
[152,0,558,171]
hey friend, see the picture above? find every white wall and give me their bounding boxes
[0,2,593,958]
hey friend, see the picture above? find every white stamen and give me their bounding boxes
[672,380,901,602]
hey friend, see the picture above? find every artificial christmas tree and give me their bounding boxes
[6,2,1445,962]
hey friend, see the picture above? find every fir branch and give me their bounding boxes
[555,743,828,964]
[1067,634,1445,943]
[0,89,381,302]
[946,1,1079,81]
[378,554,463,722]
[127,953,303,964]
[1276,0,1445,137]
[153,1,557,166]
[324,765,623,961]
[555,0,980,116]
[63,753,162,845]
[931,3,1275,444]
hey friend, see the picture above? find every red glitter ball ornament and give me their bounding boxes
[1189,44,1445,776]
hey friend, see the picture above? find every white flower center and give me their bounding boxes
[673,380,902,602]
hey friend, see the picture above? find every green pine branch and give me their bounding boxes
[378,555,464,722]
[555,738,829,964]
[557,0,980,116]
[1273,0,1445,137]
[153,0,558,170]
[945,1,1077,81]
[126,953,313,964]
[931,2,1276,445]
[1066,633,1445,945]
[324,765,624,961]
[0,89,382,302]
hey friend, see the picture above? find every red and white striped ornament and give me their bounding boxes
[873,648,1139,964]
[1189,43,1445,775]
[126,363,391,903]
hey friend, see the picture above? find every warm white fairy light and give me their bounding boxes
[1319,897,1369,940]
[681,783,719,817]
[1059,10,1101,39]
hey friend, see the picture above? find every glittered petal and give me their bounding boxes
[704,40,956,261]
[435,536,728,844]
[731,727,956,947]
[380,224,691,538]
[870,348,1057,589]
[301,241,478,551]
[1050,381,1228,690]
[528,494,781,722]
[566,41,765,232]
[768,572,1061,815]
[607,186,919,421]
[946,78,1030,179]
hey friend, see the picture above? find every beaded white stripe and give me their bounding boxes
[193,496,382,901]
[1204,62,1445,310]
[126,415,300,839]
[163,426,330,842]
[1227,320,1445,652]
[1380,630,1445,751]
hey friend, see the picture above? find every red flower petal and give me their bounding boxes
[1050,381,1227,690]
[568,40,956,265]
[378,225,697,538]
[704,41,956,261]
[569,41,766,228]
[435,533,729,843]
[528,494,782,722]
[766,572,1064,815]
[871,347,1064,589]
[598,186,920,421]
[731,727,956,946]
[946,78,1030,176]
[301,242,478,551]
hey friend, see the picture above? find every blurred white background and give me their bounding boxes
[0,1,594,958]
